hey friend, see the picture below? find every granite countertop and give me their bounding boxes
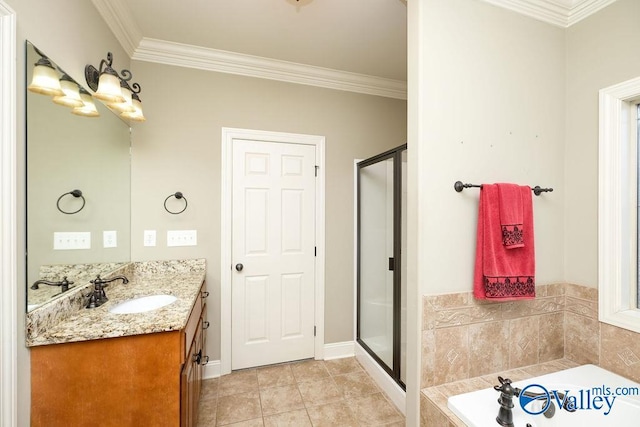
[27,260,206,347]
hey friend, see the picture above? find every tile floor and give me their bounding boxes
[196,357,405,426]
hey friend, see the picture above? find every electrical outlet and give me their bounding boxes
[53,232,91,250]
[103,230,117,248]
[143,230,156,247]
[167,230,197,247]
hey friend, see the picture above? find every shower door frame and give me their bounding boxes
[356,143,407,391]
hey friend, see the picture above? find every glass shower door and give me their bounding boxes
[358,157,395,370]
[357,144,406,389]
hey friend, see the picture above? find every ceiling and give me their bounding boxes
[91,0,617,99]
[126,0,408,82]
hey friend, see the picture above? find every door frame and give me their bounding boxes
[0,1,17,425]
[220,127,325,375]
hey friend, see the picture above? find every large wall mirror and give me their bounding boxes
[26,41,131,311]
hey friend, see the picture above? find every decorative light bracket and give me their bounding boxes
[84,52,145,121]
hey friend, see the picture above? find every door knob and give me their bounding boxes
[235,263,244,272]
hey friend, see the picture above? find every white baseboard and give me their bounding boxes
[203,359,221,379]
[323,341,355,360]
[208,341,356,379]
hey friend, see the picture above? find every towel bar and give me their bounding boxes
[454,181,553,196]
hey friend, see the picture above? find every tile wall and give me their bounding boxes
[421,283,640,389]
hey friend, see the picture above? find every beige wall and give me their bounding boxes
[416,0,566,296]
[564,0,640,287]
[7,0,131,425]
[128,60,407,359]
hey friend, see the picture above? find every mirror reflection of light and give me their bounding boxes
[28,56,64,96]
[72,88,100,117]
[52,74,84,108]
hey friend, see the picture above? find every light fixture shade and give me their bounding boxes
[52,76,84,108]
[28,60,64,96]
[93,67,125,103]
[107,84,135,113]
[72,91,100,117]
[120,94,145,122]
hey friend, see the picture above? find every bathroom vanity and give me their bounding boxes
[27,260,208,427]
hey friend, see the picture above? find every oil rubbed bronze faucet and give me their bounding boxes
[31,276,74,293]
[85,274,129,308]
[494,376,575,426]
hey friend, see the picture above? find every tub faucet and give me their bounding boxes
[494,376,518,427]
[85,274,129,308]
[494,376,575,426]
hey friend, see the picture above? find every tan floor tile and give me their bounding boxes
[197,418,217,427]
[264,409,312,427]
[201,378,219,401]
[297,378,343,407]
[223,419,264,427]
[219,369,259,397]
[333,371,380,399]
[348,393,403,426]
[260,385,305,416]
[306,401,358,427]
[257,364,296,389]
[291,360,330,383]
[216,391,262,425]
[197,397,218,426]
[381,422,405,427]
[323,357,362,376]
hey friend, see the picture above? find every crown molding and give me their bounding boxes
[482,0,618,27]
[567,0,617,26]
[133,38,407,100]
[92,0,616,99]
[91,0,142,57]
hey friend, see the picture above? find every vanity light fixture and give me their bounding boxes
[27,51,64,96]
[71,88,100,118]
[85,52,146,122]
[27,47,100,117]
[52,74,84,108]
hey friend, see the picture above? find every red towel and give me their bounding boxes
[497,183,524,249]
[473,184,535,301]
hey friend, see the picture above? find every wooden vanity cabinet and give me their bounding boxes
[31,282,208,427]
[181,286,208,426]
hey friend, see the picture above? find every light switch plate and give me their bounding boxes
[167,230,197,247]
[143,230,156,247]
[103,230,117,248]
[53,232,91,250]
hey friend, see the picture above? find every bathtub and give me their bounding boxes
[448,364,640,426]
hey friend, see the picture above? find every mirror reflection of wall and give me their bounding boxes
[26,41,131,311]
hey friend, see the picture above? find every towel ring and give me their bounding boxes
[164,191,188,214]
[56,189,85,214]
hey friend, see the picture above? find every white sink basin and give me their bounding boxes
[109,294,178,314]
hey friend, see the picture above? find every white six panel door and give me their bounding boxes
[231,139,316,369]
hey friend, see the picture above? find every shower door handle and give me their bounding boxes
[388,257,395,271]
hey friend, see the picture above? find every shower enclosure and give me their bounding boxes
[356,144,407,393]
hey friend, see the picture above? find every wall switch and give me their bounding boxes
[53,232,91,250]
[167,230,197,247]
[103,230,117,248]
[143,230,156,247]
